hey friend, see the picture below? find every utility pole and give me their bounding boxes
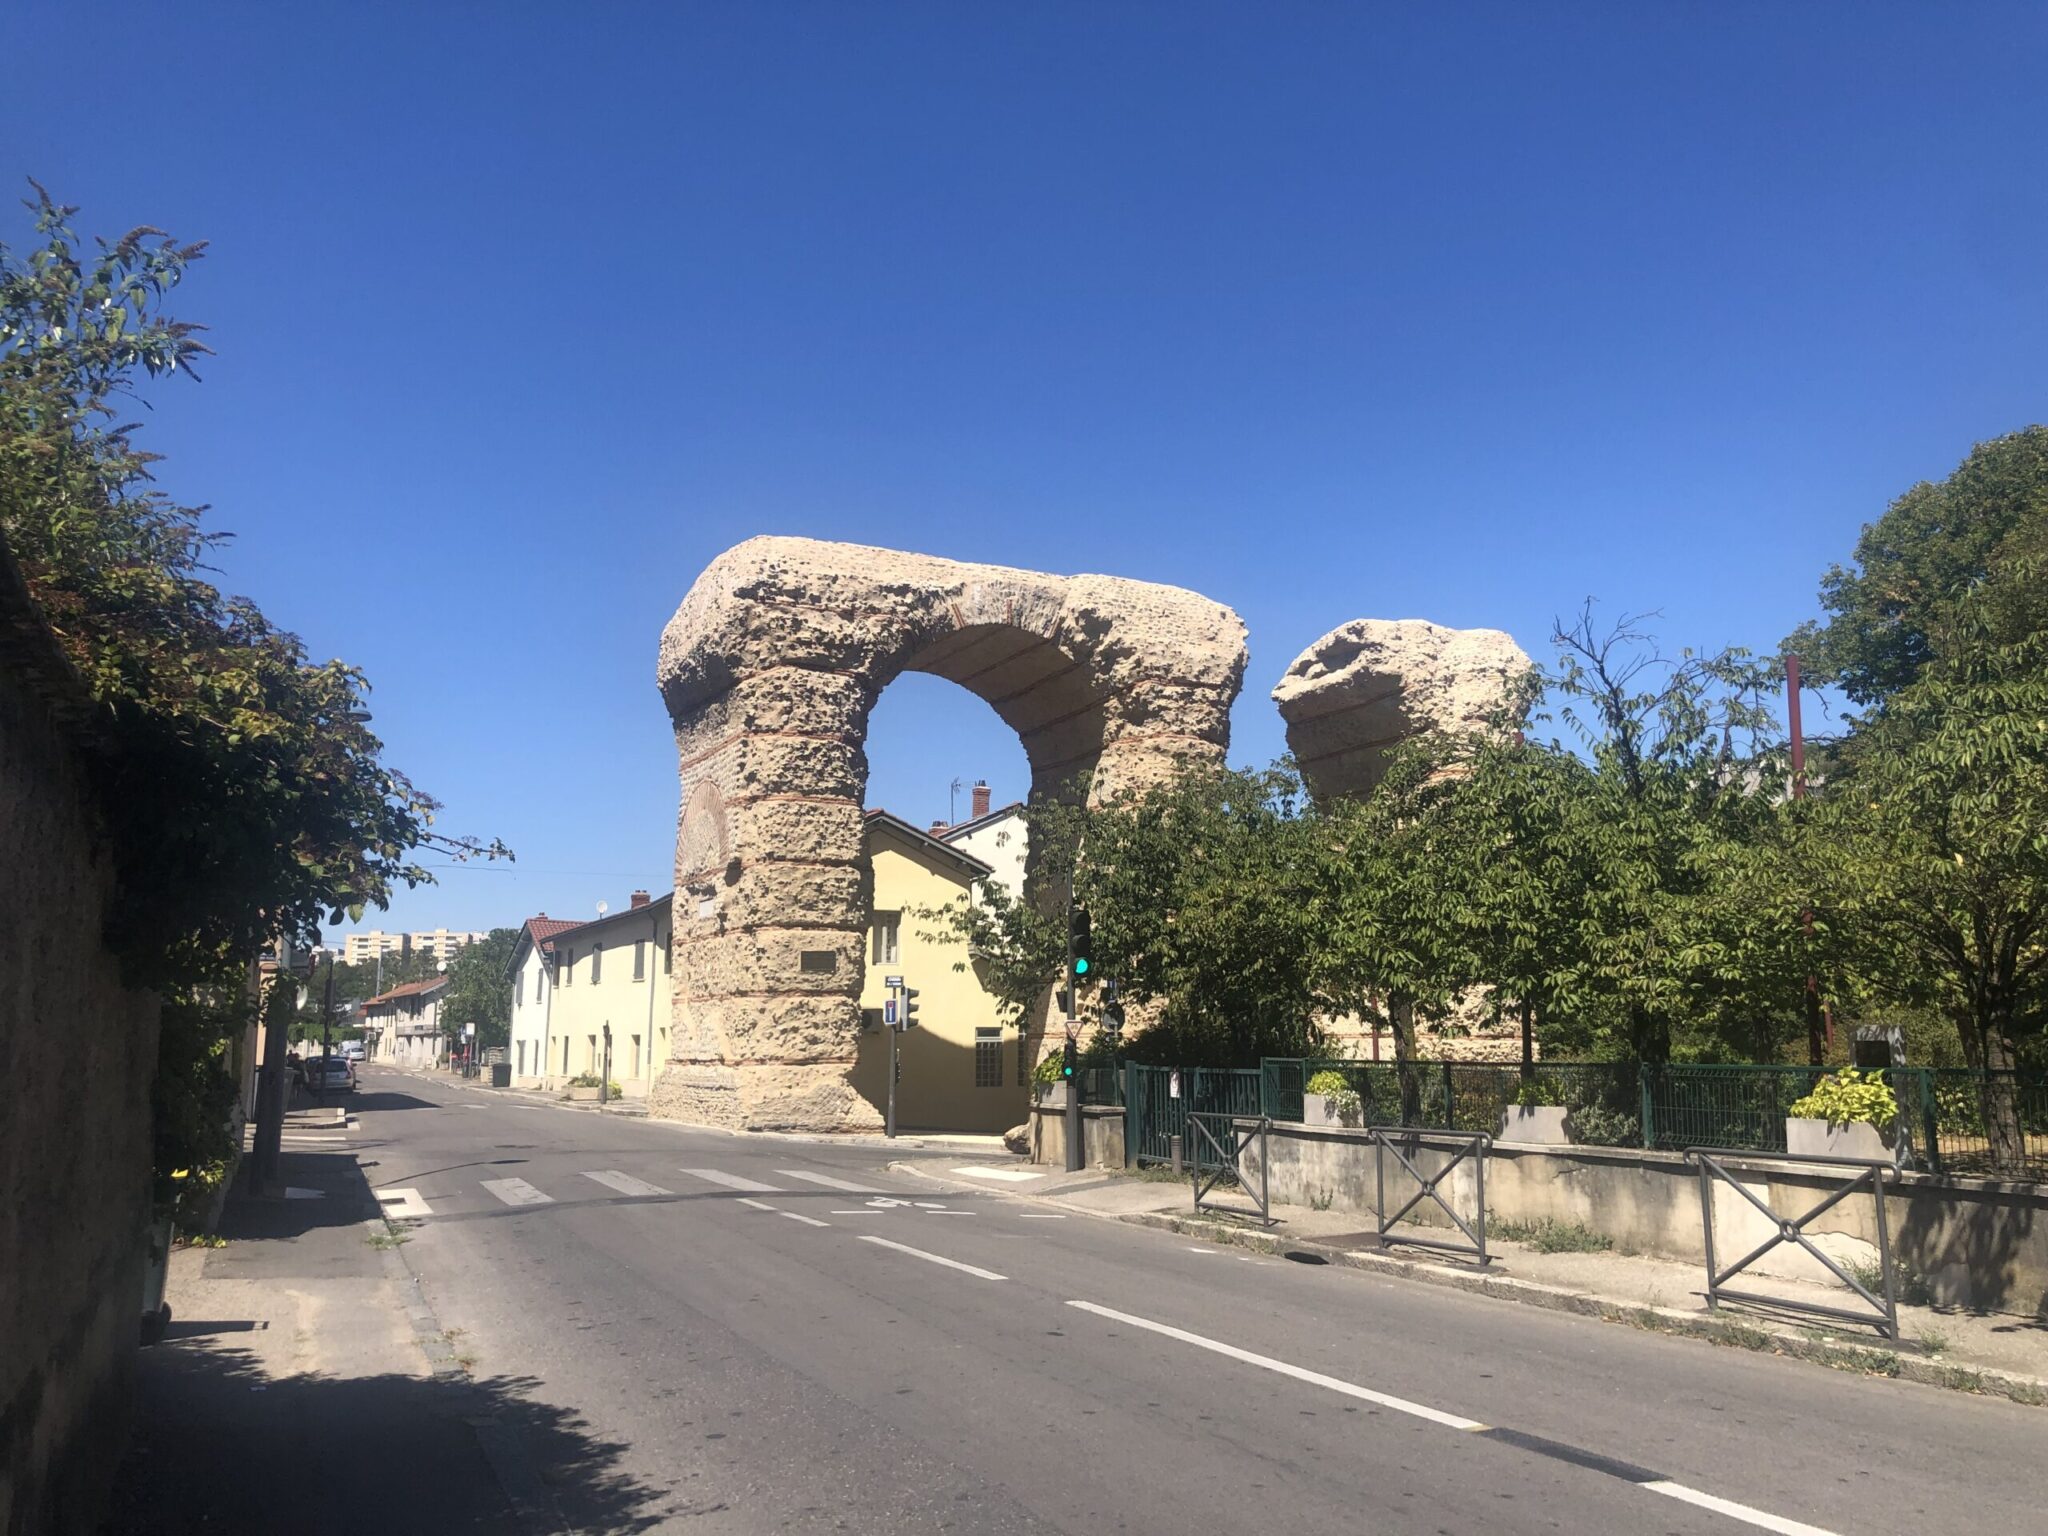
[1064,890,1083,1173]
[600,1023,611,1106]
[248,944,293,1197]
[1787,655,1827,1066]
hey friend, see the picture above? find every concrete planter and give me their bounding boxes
[1038,1083,1070,1110]
[1303,1092,1361,1129]
[1785,1117,1893,1161]
[1499,1104,1570,1145]
[566,1085,601,1102]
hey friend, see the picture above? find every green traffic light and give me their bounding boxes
[1074,956,1090,974]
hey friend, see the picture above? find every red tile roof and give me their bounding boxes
[364,976,450,1007]
[525,914,583,952]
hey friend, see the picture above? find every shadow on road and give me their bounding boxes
[107,1343,671,1534]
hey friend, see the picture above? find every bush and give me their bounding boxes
[1513,1076,1564,1108]
[1491,1217,1614,1254]
[1789,1068,1896,1129]
[1305,1069,1362,1118]
[566,1073,623,1096]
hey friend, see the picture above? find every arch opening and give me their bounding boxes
[652,537,1245,1132]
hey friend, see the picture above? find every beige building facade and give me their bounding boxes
[848,812,1029,1134]
[509,895,672,1096]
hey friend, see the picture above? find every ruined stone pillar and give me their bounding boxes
[653,537,1245,1132]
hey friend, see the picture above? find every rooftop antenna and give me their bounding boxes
[595,900,609,916]
[948,777,963,825]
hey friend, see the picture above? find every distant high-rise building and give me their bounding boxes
[341,929,489,967]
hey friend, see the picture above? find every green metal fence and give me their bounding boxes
[1257,1056,2048,1178]
[1075,1065,1123,1107]
[1127,1064,1263,1168]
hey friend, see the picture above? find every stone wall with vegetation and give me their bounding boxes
[0,550,161,1536]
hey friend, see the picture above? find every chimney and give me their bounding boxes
[971,780,991,818]
[630,890,651,909]
[930,819,949,835]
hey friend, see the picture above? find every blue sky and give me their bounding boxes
[6,3,2045,939]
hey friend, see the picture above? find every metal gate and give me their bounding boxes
[1189,1113,1275,1225]
[1127,1065,1263,1167]
[1685,1147,1902,1339]
[1369,1126,1492,1265]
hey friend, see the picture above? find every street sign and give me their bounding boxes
[884,999,898,1026]
[463,1021,475,1037]
[885,974,904,989]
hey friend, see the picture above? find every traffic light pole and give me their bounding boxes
[1064,890,1083,1173]
[887,1023,897,1140]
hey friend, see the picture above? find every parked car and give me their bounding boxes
[340,1040,366,1063]
[303,1056,357,1093]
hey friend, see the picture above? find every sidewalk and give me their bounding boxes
[104,1141,656,1534]
[895,1158,2048,1408]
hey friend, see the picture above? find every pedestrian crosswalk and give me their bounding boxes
[366,1164,1004,1224]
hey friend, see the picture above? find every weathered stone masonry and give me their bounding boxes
[651,537,1246,1131]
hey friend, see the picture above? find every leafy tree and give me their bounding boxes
[1806,590,2048,1169]
[437,929,519,1050]
[1075,764,1329,1066]
[1,185,504,1210]
[1786,426,2048,705]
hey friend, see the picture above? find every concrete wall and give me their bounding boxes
[1,556,161,1535]
[1029,1101,1126,1169]
[1240,1122,2048,1316]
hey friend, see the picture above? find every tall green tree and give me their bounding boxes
[1,185,504,1210]
[437,929,520,1050]
[1786,426,2048,706]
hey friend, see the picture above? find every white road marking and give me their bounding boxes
[777,1169,886,1193]
[1065,1301,1485,1431]
[857,1235,1007,1281]
[481,1177,553,1207]
[736,1197,775,1211]
[830,1209,885,1215]
[1018,1213,1066,1220]
[1187,1246,1218,1253]
[925,1209,975,1216]
[679,1168,785,1192]
[376,1188,433,1219]
[583,1170,672,1198]
[950,1166,1044,1183]
[1643,1481,1837,1536]
[779,1209,830,1228]
[912,1201,947,1209]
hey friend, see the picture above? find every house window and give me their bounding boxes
[517,1041,526,1075]
[871,912,900,966]
[662,934,670,974]
[592,943,603,984]
[561,948,573,986]
[633,939,645,981]
[975,1028,1003,1089]
[632,1033,642,1077]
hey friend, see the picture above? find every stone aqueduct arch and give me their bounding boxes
[650,536,1247,1132]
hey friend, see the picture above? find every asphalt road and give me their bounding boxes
[353,1067,2046,1535]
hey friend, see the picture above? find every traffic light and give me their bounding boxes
[1101,978,1124,1037]
[1056,985,1073,1018]
[1069,908,1094,987]
[900,986,920,1030]
[1061,1039,1078,1080]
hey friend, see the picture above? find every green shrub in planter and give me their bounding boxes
[1305,1069,1361,1119]
[1789,1068,1896,1129]
[1513,1076,1564,1108]
[567,1073,624,1097]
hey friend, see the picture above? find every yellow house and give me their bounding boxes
[850,810,1028,1134]
[508,893,672,1096]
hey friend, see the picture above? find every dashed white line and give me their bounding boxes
[951,1166,1045,1183]
[1643,1481,1836,1536]
[1065,1300,1483,1430]
[736,1197,775,1212]
[779,1210,830,1228]
[1018,1213,1067,1220]
[857,1235,1006,1281]
[583,1170,672,1198]
[679,1168,785,1192]
[777,1169,886,1193]
[481,1177,553,1207]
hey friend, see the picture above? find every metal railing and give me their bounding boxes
[1369,1126,1492,1265]
[1189,1113,1274,1226]
[1128,1065,1263,1167]
[1684,1147,1902,1340]
[1260,1056,2048,1181]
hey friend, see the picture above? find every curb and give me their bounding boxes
[888,1162,2048,1409]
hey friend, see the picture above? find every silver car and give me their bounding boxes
[304,1056,357,1093]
